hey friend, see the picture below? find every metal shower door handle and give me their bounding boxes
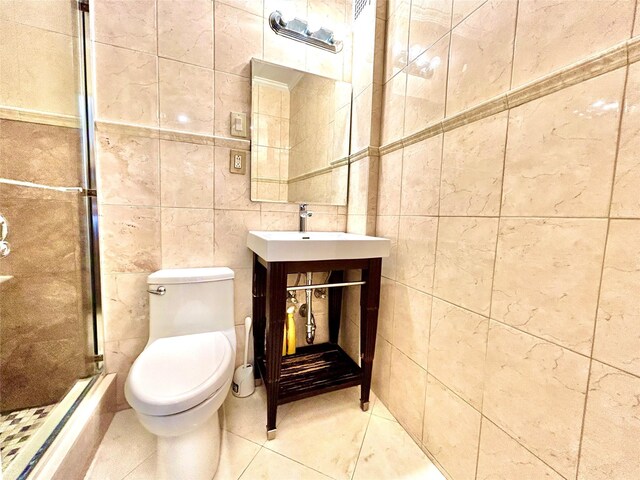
[0,213,10,258]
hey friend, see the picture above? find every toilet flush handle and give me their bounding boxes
[148,286,166,295]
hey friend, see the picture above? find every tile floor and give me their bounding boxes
[0,404,56,469]
[85,386,446,480]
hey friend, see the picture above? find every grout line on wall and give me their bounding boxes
[573,61,632,480]
[507,0,521,91]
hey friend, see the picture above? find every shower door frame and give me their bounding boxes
[3,1,104,478]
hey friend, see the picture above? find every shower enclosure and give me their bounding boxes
[0,0,102,477]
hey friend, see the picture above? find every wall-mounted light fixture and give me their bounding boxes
[268,10,343,54]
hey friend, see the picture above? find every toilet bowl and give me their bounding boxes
[125,267,237,480]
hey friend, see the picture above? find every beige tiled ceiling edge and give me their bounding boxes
[378,35,640,157]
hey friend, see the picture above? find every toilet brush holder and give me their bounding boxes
[232,317,255,398]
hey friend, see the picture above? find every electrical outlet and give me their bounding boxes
[229,112,248,138]
[229,150,247,175]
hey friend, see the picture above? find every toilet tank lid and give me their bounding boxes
[147,267,234,284]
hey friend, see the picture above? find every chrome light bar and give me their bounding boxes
[269,10,343,54]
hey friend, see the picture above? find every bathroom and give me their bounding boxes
[0,0,638,478]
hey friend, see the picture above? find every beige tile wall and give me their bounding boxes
[371,0,640,479]
[91,0,353,409]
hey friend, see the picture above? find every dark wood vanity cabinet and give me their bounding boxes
[251,254,382,439]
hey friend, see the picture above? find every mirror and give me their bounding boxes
[250,59,351,206]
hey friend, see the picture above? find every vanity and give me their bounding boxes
[247,58,390,439]
[247,231,390,439]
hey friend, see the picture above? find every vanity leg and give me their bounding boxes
[360,258,381,411]
[264,261,287,439]
[252,254,267,381]
[328,270,344,344]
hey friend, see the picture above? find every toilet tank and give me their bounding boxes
[146,267,235,343]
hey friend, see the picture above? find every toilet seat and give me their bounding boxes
[125,331,233,417]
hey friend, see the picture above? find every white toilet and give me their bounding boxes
[125,267,237,480]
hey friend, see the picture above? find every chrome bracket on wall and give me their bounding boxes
[269,10,343,53]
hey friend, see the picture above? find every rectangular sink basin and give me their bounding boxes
[247,231,391,262]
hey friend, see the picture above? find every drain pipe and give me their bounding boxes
[305,272,316,344]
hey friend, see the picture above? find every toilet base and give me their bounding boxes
[156,412,221,480]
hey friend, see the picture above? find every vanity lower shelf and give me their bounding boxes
[257,343,362,405]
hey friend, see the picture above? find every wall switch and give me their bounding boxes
[230,150,247,175]
[230,112,248,138]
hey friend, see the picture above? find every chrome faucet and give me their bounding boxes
[299,204,313,232]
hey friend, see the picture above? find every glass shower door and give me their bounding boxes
[0,0,101,477]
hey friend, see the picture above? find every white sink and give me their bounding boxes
[247,231,391,262]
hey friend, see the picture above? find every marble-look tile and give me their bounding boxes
[0,120,82,200]
[451,0,485,25]
[102,273,150,342]
[222,386,290,446]
[214,72,250,138]
[376,215,399,280]
[157,0,213,68]
[160,208,214,268]
[93,0,156,54]
[240,448,330,480]
[213,209,261,268]
[351,86,374,152]
[160,140,214,208]
[0,272,80,345]
[433,217,498,316]
[372,335,392,405]
[260,210,298,231]
[384,1,410,82]
[400,135,442,215]
[502,69,624,217]
[476,419,563,480]
[483,321,590,478]
[84,410,155,480]
[0,21,78,116]
[428,299,488,409]
[446,0,516,115]
[422,375,481,480]
[635,1,640,36]
[396,216,438,293]
[392,283,431,369]
[214,147,259,211]
[439,112,507,216]
[103,337,148,408]
[403,35,449,136]
[377,150,403,216]
[0,197,77,275]
[593,220,640,376]
[159,59,214,134]
[512,0,635,87]
[371,396,397,423]
[378,277,396,341]
[265,388,370,480]
[100,205,161,274]
[95,43,158,126]
[491,218,607,355]
[232,267,253,326]
[577,361,640,480]
[408,0,451,62]
[354,415,445,480]
[388,347,428,441]
[97,132,159,207]
[2,0,77,36]
[611,63,640,217]
[214,3,263,77]
[380,71,407,145]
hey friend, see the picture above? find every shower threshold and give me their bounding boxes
[1,376,96,480]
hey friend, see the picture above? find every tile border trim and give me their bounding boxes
[94,120,252,150]
[378,35,640,156]
[0,106,80,129]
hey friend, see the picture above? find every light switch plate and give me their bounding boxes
[230,150,247,175]
[230,112,248,138]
